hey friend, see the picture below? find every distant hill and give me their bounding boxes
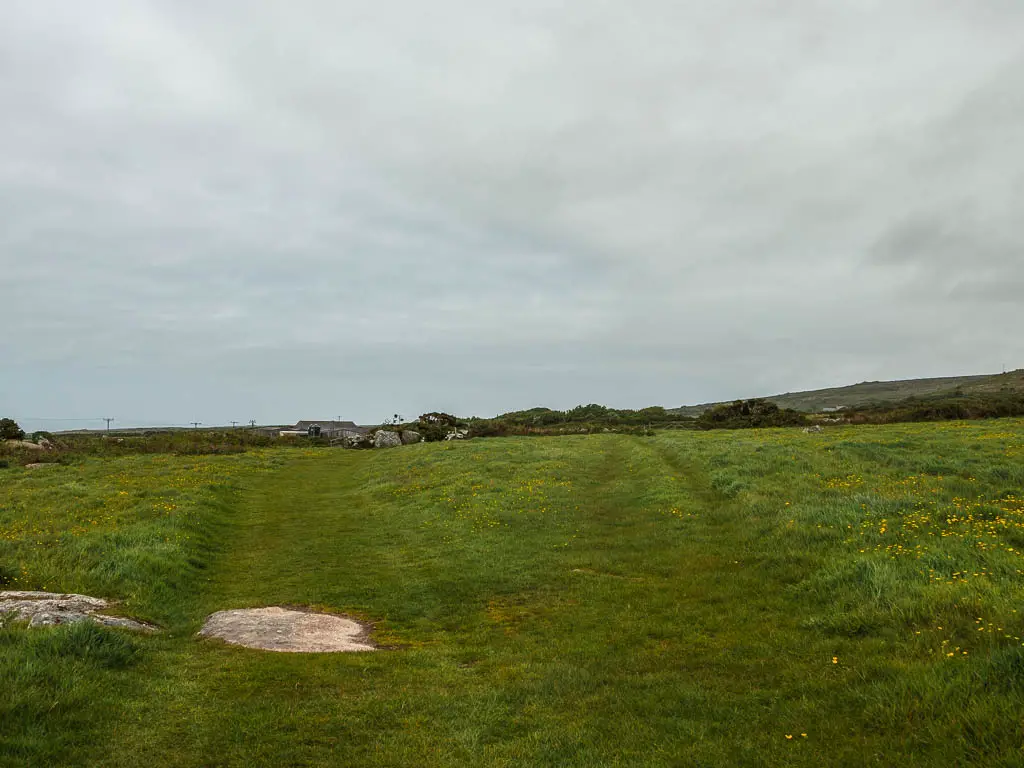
[670,370,1024,416]
[954,369,1024,396]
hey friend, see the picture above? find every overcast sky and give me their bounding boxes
[2,1,1023,430]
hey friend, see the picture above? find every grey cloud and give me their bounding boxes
[3,1,1024,430]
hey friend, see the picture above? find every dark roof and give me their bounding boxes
[292,420,365,432]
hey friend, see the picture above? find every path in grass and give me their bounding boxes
[95,437,828,766]
[100,428,1024,767]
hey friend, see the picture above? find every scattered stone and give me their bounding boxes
[803,425,824,434]
[198,607,376,653]
[3,440,48,451]
[400,430,422,445]
[0,591,156,632]
[1,590,108,610]
[333,430,371,448]
[25,463,56,469]
[373,430,402,449]
[27,611,90,628]
[92,615,155,631]
[444,428,469,441]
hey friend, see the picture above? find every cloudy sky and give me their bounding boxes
[2,1,1023,430]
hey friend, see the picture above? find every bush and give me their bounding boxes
[696,399,808,430]
[844,393,1024,425]
[416,413,462,442]
[0,418,25,441]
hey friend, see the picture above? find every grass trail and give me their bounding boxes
[105,437,887,765]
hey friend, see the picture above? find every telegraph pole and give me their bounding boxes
[249,420,257,429]
[230,421,239,428]
[191,422,202,430]
[103,417,114,433]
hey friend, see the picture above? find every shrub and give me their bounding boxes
[416,413,462,442]
[697,399,808,430]
[0,418,25,441]
[844,393,1024,424]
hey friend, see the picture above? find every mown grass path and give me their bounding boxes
[111,436,825,767]
[104,437,919,765]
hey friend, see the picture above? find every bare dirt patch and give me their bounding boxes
[198,607,376,652]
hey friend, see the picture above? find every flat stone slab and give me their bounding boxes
[0,590,157,632]
[198,607,376,653]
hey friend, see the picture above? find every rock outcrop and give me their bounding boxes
[4,440,48,451]
[199,607,375,652]
[373,430,402,449]
[400,430,422,445]
[0,591,156,632]
[336,431,371,448]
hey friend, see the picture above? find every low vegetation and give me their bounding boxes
[695,398,808,429]
[2,419,1024,765]
[0,425,304,468]
[465,404,684,437]
[842,391,1024,424]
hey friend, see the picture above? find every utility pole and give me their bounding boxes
[191,422,202,430]
[249,420,257,429]
[103,417,114,433]
[230,421,238,428]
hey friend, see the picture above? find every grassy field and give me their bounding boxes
[2,421,1024,766]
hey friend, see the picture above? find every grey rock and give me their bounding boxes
[1,591,108,611]
[199,606,375,653]
[29,611,92,628]
[331,430,368,448]
[803,425,824,434]
[373,430,402,449]
[92,615,158,632]
[400,430,422,445]
[4,440,46,451]
[0,590,156,632]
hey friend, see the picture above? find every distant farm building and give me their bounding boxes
[277,420,368,439]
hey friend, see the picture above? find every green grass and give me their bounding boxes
[2,422,1024,765]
